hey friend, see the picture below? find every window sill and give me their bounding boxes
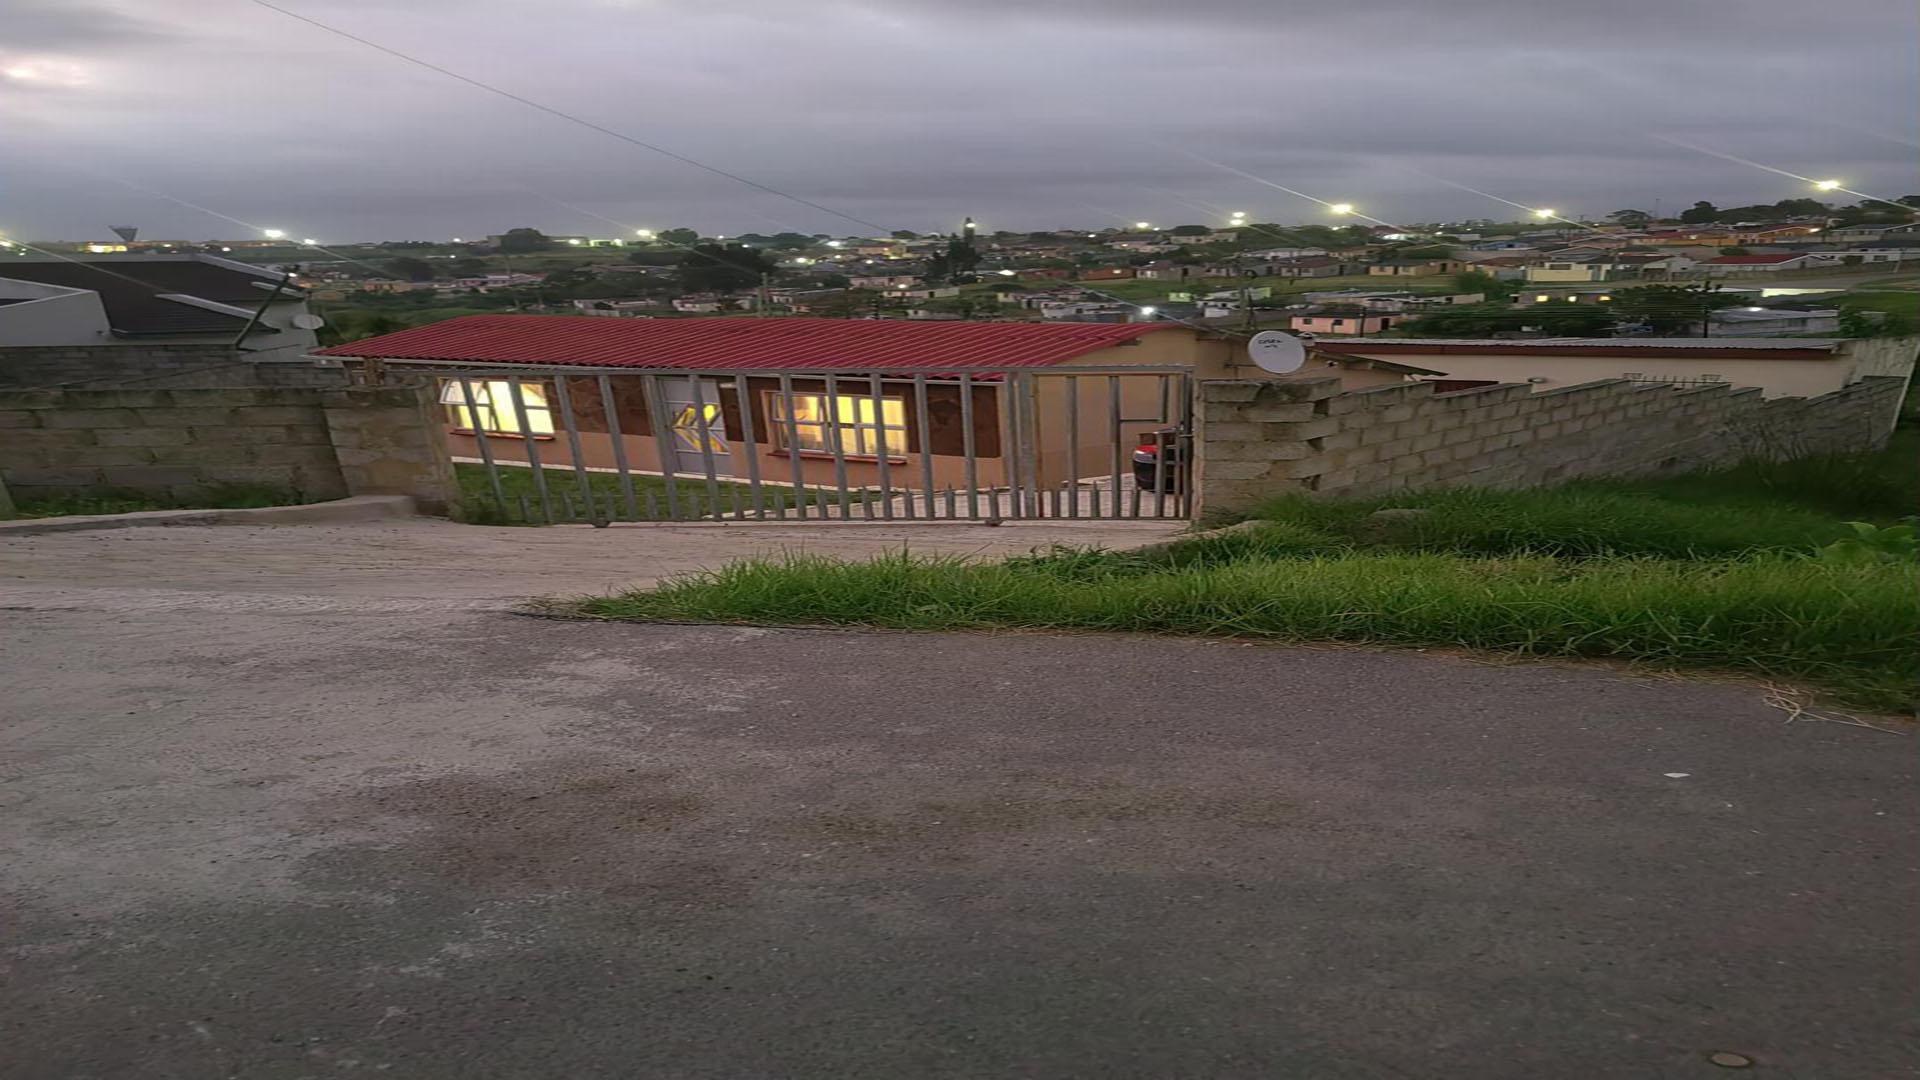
[772,449,908,465]
[449,429,556,441]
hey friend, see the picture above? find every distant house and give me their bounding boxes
[883,284,961,300]
[1707,307,1841,336]
[1106,234,1180,254]
[1824,222,1919,244]
[1077,267,1138,281]
[1698,253,1841,275]
[1526,257,1615,283]
[1232,255,1349,279]
[1290,311,1399,336]
[1368,259,1463,277]
[1015,267,1074,281]
[849,273,918,289]
[0,254,319,360]
[1315,336,1908,400]
[1244,246,1328,260]
[1135,261,1208,281]
[1808,245,1920,266]
[1468,239,1537,252]
[1729,223,1826,245]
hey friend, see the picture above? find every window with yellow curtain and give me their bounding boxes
[766,391,906,457]
[440,380,555,437]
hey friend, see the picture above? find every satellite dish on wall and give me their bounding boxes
[1246,330,1308,374]
[291,313,326,330]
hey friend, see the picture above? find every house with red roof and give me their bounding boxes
[313,314,1413,499]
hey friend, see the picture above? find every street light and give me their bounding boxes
[1134,221,1153,230]
[826,240,843,248]
[262,228,286,240]
[301,237,319,246]
[1328,203,1355,216]
[1140,306,1157,317]
[1533,208,1556,220]
[635,228,654,239]
[997,269,1016,276]
[1814,179,1842,191]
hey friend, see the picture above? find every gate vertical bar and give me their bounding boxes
[867,373,895,520]
[505,375,553,522]
[1023,373,1044,519]
[959,373,979,519]
[777,375,809,520]
[996,378,1021,519]
[596,375,639,520]
[1107,375,1123,519]
[1152,424,1169,518]
[687,376,724,515]
[549,377,598,522]
[641,374,681,518]
[456,375,506,512]
[1065,375,1080,518]
[822,373,853,518]
[913,375,936,519]
[731,374,766,519]
[1179,372,1195,519]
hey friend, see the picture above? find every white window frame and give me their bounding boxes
[765,390,908,459]
[440,379,555,438]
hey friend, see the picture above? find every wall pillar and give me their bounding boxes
[319,381,460,516]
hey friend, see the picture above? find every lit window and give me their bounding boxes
[440,379,555,436]
[767,391,907,457]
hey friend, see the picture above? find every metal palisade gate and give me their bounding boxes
[409,363,1192,524]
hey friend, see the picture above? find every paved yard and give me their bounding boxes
[0,515,1184,611]
[2,522,1914,1078]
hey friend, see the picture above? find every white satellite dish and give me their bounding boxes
[1246,330,1307,374]
[291,313,326,330]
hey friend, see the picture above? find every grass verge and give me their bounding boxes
[10,485,312,519]
[576,549,1918,714]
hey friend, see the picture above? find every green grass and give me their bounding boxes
[577,550,1918,713]
[456,462,810,524]
[11,484,312,519]
[569,441,1920,712]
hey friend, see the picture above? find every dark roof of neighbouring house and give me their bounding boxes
[0,256,302,336]
[314,314,1185,370]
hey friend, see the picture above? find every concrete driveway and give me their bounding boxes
[2,521,1914,1079]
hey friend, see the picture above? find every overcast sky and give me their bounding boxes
[3,0,1916,242]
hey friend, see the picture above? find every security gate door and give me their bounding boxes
[661,377,731,475]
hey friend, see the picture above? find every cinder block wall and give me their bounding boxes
[0,344,346,390]
[1194,375,1905,518]
[0,382,457,513]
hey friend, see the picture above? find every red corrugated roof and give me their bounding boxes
[314,314,1180,370]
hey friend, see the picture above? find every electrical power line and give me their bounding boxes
[248,0,891,235]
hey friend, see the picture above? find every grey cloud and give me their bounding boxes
[3,0,178,48]
[3,0,1915,239]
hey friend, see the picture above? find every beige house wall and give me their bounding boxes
[1326,337,1918,399]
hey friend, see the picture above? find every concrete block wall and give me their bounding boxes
[0,387,348,504]
[1194,375,1905,517]
[0,343,346,390]
[319,383,460,515]
[0,382,458,513]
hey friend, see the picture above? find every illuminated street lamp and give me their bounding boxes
[1328,203,1356,216]
[1813,179,1843,191]
[301,237,319,246]
[826,239,843,248]
[1134,221,1153,230]
[997,269,1017,276]
[1533,208,1556,220]
[262,228,286,240]
[635,228,654,239]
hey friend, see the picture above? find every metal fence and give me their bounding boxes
[398,363,1193,525]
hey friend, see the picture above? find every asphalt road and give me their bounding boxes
[3,591,1914,1079]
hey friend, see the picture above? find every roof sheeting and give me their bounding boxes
[315,314,1182,370]
[1318,337,1841,360]
[0,256,297,336]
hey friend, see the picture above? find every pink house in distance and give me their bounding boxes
[1290,312,1399,336]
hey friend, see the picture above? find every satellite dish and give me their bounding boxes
[1246,330,1307,374]
[291,313,326,330]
